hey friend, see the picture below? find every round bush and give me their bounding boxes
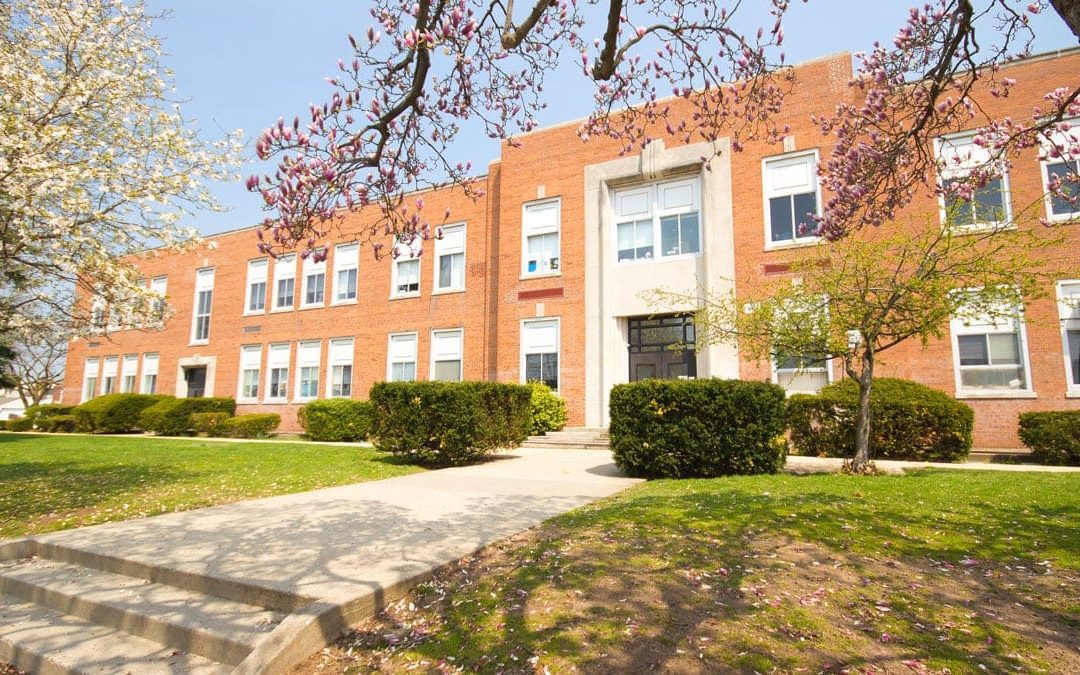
[221,413,280,438]
[139,397,236,436]
[72,393,168,433]
[527,382,567,435]
[298,399,374,441]
[190,412,232,436]
[23,403,75,426]
[39,414,78,433]
[6,417,34,432]
[1018,411,1080,466]
[786,378,973,462]
[609,378,788,478]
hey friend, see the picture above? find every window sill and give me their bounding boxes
[298,304,325,311]
[261,399,289,405]
[955,390,1037,400]
[432,287,466,296]
[389,293,421,301]
[270,307,294,314]
[947,221,1016,236]
[764,238,822,252]
[616,252,702,266]
[188,340,209,347]
[519,271,562,281]
[237,398,259,405]
[242,311,265,317]
[1066,391,1080,398]
[1045,212,1080,225]
[330,299,358,306]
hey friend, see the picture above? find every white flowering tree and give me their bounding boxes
[0,0,241,334]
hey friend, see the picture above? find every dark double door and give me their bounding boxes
[628,315,697,381]
[184,366,207,398]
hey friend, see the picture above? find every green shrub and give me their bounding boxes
[190,412,232,436]
[23,403,75,426]
[527,382,568,435]
[786,378,973,462]
[71,393,167,433]
[298,399,374,441]
[1018,411,1080,466]
[139,397,236,436]
[221,413,280,438]
[6,417,33,432]
[609,379,788,478]
[39,414,78,433]
[370,381,531,466]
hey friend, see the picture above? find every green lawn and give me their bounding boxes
[312,470,1080,674]
[0,432,421,539]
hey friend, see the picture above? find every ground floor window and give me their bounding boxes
[1058,280,1080,392]
[951,296,1031,393]
[329,338,354,397]
[82,358,99,402]
[431,329,463,382]
[773,353,830,393]
[522,318,560,391]
[388,333,418,382]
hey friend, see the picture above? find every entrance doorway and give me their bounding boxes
[628,315,697,381]
[183,366,207,398]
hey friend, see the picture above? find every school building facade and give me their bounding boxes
[62,49,1080,447]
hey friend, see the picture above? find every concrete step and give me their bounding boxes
[0,591,229,674]
[0,556,285,667]
[521,440,611,450]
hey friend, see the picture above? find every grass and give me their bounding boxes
[0,432,421,539]
[308,469,1080,674]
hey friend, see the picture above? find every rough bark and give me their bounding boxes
[850,351,875,473]
[1050,0,1080,40]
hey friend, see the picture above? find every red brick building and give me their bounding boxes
[62,49,1080,447]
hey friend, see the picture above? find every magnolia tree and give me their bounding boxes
[0,0,241,334]
[250,0,1080,257]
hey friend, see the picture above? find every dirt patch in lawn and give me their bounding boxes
[295,522,1080,674]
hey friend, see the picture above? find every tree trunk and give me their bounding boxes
[1050,0,1080,40]
[850,351,875,473]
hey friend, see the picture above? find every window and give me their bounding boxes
[763,151,821,246]
[141,353,159,394]
[302,253,326,307]
[333,243,359,303]
[101,356,118,395]
[521,319,560,391]
[773,353,830,394]
[191,267,214,343]
[522,199,561,276]
[120,354,138,393]
[296,340,321,400]
[329,338,354,397]
[937,133,1011,230]
[265,343,290,401]
[435,224,466,291]
[238,345,261,402]
[1058,280,1080,393]
[82,358,100,402]
[387,333,418,381]
[431,329,463,381]
[1041,119,1080,222]
[273,254,296,310]
[613,178,701,262]
[90,290,106,332]
[951,295,1031,393]
[391,238,421,297]
[149,276,168,325]
[245,259,268,313]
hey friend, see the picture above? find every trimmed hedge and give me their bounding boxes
[528,382,568,435]
[39,414,78,433]
[609,379,788,478]
[71,393,167,433]
[190,412,232,436]
[6,417,33,432]
[1018,411,1080,466]
[139,397,236,436]
[23,403,75,426]
[298,399,374,441]
[221,414,281,438]
[786,378,973,462]
[370,381,531,466]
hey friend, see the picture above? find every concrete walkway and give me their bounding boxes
[0,449,641,674]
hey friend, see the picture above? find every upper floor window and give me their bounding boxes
[149,276,168,324]
[937,133,1011,230]
[90,288,106,332]
[1041,119,1080,222]
[387,332,418,381]
[273,254,296,310]
[245,259,268,313]
[763,151,821,247]
[329,338,354,397]
[431,329,463,381]
[302,253,326,307]
[951,293,1031,394]
[191,267,214,344]
[613,178,700,262]
[435,224,466,292]
[1057,280,1080,393]
[333,243,359,303]
[522,199,560,276]
[392,237,421,298]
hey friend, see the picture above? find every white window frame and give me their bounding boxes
[101,356,119,395]
[140,353,159,394]
[301,253,327,308]
[295,340,321,401]
[762,150,822,249]
[612,177,701,264]
[82,358,100,402]
[1057,279,1080,395]
[387,332,419,382]
[520,318,561,393]
[1039,118,1080,224]
[521,198,561,277]
[772,354,833,394]
[120,354,138,393]
[430,329,464,382]
[329,337,355,397]
[935,132,1013,232]
[244,258,269,315]
[272,254,297,311]
[89,289,106,333]
[391,238,422,298]
[237,345,262,403]
[950,293,1034,398]
[434,223,467,293]
[332,243,359,304]
[190,267,214,345]
[264,342,291,402]
[149,276,168,326]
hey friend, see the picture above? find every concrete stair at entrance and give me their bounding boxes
[520,427,610,450]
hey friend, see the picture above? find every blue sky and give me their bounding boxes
[146,0,1078,235]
